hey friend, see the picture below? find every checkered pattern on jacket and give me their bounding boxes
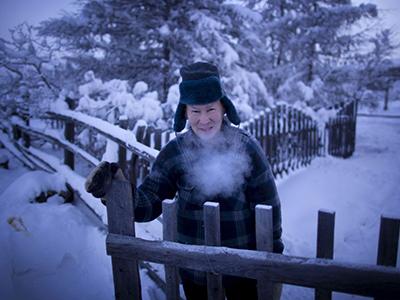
[134,123,283,285]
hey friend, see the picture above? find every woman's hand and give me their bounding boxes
[85,161,121,198]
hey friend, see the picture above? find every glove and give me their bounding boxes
[273,238,284,254]
[85,161,120,198]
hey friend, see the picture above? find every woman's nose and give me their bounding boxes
[199,112,209,124]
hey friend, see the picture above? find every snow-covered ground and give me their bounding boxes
[279,103,400,299]
[0,102,399,300]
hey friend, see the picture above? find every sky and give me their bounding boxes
[353,0,400,55]
[0,0,77,39]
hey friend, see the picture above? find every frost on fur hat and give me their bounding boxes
[174,62,241,132]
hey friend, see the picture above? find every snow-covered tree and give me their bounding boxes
[2,0,393,124]
[0,24,63,115]
[323,29,399,109]
[256,0,379,107]
[38,0,274,121]
[73,71,163,126]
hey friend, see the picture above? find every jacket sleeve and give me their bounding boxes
[134,142,178,222]
[245,137,284,253]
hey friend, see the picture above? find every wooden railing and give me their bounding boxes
[0,108,160,184]
[104,180,400,300]
[242,104,321,178]
[0,107,169,289]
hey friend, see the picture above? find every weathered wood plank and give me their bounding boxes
[315,210,335,300]
[162,199,180,300]
[118,117,128,175]
[46,111,157,163]
[256,205,274,300]
[106,234,400,298]
[377,215,400,267]
[154,129,162,150]
[106,180,141,300]
[64,121,75,170]
[22,114,30,147]
[15,123,99,167]
[204,202,224,300]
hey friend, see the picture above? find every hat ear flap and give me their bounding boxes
[173,103,187,132]
[220,96,241,125]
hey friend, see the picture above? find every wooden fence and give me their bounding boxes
[105,180,400,300]
[99,103,324,182]
[326,101,357,158]
[242,104,321,177]
[0,102,379,300]
[131,102,357,180]
[1,100,356,186]
[131,101,353,180]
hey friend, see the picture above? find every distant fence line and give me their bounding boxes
[0,100,357,186]
[131,101,357,181]
[242,104,320,177]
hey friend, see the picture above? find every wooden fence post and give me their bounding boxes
[105,179,141,300]
[377,215,400,267]
[142,127,152,178]
[162,199,180,300]
[375,215,400,300]
[249,120,255,136]
[22,113,30,148]
[62,96,76,169]
[256,204,274,300]
[307,118,312,165]
[118,116,128,176]
[204,202,224,300]
[130,126,146,187]
[296,109,302,169]
[315,210,335,300]
[12,122,21,141]
[259,112,265,153]
[154,129,162,150]
[64,121,75,170]
[287,107,293,171]
[276,105,282,176]
[265,112,271,164]
[271,108,277,175]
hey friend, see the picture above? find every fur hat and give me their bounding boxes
[174,62,241,132]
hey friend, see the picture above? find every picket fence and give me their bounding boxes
[129,101,357,182]
[104,180,400,300]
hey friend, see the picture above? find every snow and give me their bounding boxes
[50,108,159,161]
[0,132,35,169]
[102,139,119,163]
[76,72,163,126]
[1,103,400,299]
[0,161,164,300]
[0,152,8,164]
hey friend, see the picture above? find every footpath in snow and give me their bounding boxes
[0,103,399,300]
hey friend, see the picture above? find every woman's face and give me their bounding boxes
[186,100,225,140]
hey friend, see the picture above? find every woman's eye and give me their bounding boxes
[207,108,215,112]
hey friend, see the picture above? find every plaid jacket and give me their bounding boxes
[134,123,283,285]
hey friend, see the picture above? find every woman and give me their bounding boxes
[86,62,283,300]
